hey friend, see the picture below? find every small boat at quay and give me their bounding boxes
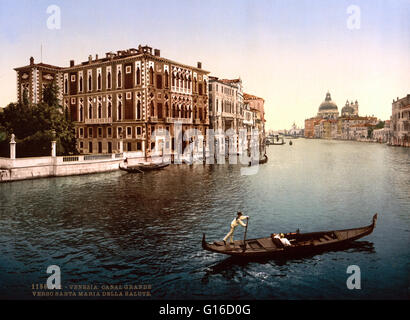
[202,214,377,258]
[119,163,169,173]
[266,139,286,145]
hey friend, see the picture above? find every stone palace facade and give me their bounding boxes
[15,45,210,157]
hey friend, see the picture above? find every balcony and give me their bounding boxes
[84,117,112,124]
[222,112,235,118]
[171,86,191,95]
[150,116,158,123]
[165,117,193,124]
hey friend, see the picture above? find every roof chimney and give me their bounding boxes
[70,60,75,67]
[30,57,34,65]
[95,54,98,60]
[197,62,202,69]
[154,49,160,57]
[88,55,92,63]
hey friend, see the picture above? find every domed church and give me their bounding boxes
[317,91,339,119]
[341,100,359,117]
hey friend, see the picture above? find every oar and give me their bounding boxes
[242,218,249,252]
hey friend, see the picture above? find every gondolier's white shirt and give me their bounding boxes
[231,216,249,228]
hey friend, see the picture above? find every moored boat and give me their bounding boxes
[119,163,169,173]
[202,214,377,258]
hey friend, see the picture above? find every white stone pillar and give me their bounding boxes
[10,134,16,160]
[51,141,57,157]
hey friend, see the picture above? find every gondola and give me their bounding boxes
[247,154,268,166]
[119,163,169,173]
[259,154,268,164]
[202,214,377,258]
[271,140,286,145]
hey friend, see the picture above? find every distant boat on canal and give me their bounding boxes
[119,162,169,173]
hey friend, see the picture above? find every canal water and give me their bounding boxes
[0,139,409,299]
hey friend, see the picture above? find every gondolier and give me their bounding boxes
[223,212,249,245]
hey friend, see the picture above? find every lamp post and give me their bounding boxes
[51,130,57,157]
[10,134,16,159]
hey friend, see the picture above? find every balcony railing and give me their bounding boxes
[165,117,193,124]
[84,117,112,124]
[62,156,79,162]
[171,86,192,94]
[84,154,113,161]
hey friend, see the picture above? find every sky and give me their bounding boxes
[0,0,409,130]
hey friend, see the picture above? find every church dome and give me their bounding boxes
[318,92,338,112]
[341,105,355,115]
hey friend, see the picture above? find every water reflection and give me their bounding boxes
[201,241,375,284]
[0,139,408,299]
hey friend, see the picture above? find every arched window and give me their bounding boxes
[136,68,141,85]
[64,79,68,93]
[158,103,163,119]
[150,101,155,117]
[107,72,111,89]
[88,75,92,91]
[117,101,122,120]
[149,67,154,85]
[172,73,175,87]
[172,104,176,118]
[137,100,141,119]
[98,103,102,118]
[88,104,92,119]
[107,102,112,118]
[165,71,169,88]
[97,73,101,90]
[79,76,83,92]
[117,70,122,88]
[79,106,83,122]
[165,102,169,118]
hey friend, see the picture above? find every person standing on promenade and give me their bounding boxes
[223,212,249,245]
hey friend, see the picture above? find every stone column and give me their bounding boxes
[10,134,16,160]
[51,141,57,157]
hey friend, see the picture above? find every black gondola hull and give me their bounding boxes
[202,214,377,259]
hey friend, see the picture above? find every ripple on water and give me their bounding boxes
[0,140,409,299]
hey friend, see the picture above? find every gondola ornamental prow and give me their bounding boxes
[372,213,378,227]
